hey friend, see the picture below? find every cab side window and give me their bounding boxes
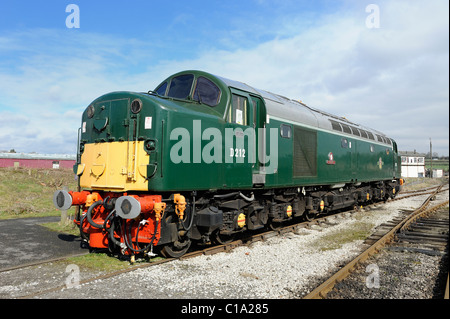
[280,124,292,138]
[228,94,248,125]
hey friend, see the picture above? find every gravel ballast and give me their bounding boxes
[0,189,447,300]
[33,190,448,299]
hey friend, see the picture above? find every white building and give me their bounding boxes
[400,151,426,178]
[432,169,443,178]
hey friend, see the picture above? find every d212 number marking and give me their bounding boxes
[229,148,246,158]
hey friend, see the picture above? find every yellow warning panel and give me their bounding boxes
[79,141,150,192]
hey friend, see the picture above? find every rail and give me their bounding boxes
[11,185,446,299]
[303,184,448,299]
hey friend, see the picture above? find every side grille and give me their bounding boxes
[293,126,317,177]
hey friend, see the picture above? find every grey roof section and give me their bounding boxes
[216,75,318,128]
[399,151,427,157]
[216,74,391,142]
[0,153,76,160]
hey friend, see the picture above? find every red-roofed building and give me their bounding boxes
[0,153,76,169]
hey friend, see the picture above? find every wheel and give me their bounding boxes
[212,230,236,245]
[303,211,316,222]
[160,237,191,258]
[268,220,283,230]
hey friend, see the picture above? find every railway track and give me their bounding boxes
[8,209,355,299]
[2,184,447,299]
[396,203,448,253]
[303,184,449,299]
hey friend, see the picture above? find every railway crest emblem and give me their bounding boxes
[377,157,384,169]
[326,152,336,165]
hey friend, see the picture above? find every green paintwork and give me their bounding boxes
[76,70,401,193]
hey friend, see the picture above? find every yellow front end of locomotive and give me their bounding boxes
[77,141,150,192]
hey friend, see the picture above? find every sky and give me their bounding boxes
[0,0,448,156]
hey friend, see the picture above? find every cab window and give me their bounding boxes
[155,82,168,96]
[193,76,221,106]
[280,124,292,138]
[341,138,349,148]
[167,74,194,99]
[228,94,248,125]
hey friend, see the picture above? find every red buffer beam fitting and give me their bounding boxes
[115,195,165,219]
[113,195,167,254]
[53,190,91,210]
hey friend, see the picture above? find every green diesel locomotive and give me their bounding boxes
[54,70,403,258]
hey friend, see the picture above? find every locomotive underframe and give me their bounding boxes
[55,178,401,258]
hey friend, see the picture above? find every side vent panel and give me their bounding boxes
[293,126,317,177]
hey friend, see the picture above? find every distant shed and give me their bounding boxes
[0,153,76,169]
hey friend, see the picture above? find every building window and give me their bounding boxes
[52,161,60,169]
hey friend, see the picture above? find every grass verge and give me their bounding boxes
[0,167,77,220]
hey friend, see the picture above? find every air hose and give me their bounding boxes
[181,196,195,231]
[123,219,159,254]
[102,209,116,229]
[213,191,254,201]
[78,213,89,241]
[239,192,255,201]
[86,200,105,229]
[107,215,125,249]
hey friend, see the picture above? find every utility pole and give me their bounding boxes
[429,138,433,178]
[60,185,69,225]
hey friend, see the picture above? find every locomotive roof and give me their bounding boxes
[215,73,393,147]
[156,70,394,147]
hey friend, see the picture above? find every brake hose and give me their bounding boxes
[181,196,195,231]
[107,215,124,249]
[86,200,104,229]
[124,219,159,254]
[102,209,116,230]
[79,213,89,241]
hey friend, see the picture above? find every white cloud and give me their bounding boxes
[160,0,449,155]
[0,0,448,156]
[0,29,160,154]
